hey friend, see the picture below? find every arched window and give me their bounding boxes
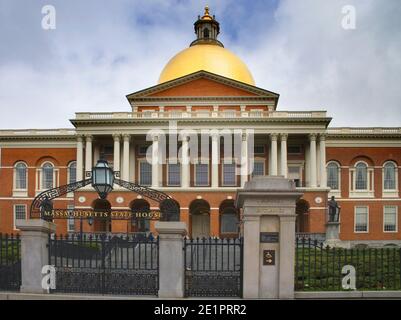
[68,161,77,184]
[219,200,239,235]
[131,199,151,232]
[203,28,210,38]
[15,162,27,190]
[327,162,340,190]
[384,162,397,190]
[355,162,368,190]
[42,162,54,190]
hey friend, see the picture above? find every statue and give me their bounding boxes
[328,196,341,222]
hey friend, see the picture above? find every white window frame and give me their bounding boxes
[354,206,369,233]
[139,159,152,186]
[221,161,237,187]
[13,161,28,197]
[38,161,57,192]
[13,204,27,230]
[194,162,210,187]
[167,160,181,187]
[382,161,399,197]
[67,161,77,184]
[383,205,398,233]
[67,205,75,232]
[350,161,374,198]
[251,158,266,177]
[327,161,341,198]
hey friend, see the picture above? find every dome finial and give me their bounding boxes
[204,5,210,16]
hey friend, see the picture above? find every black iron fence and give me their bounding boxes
[184,237,243,297]
[0,233,21,291]
[48,233,159,295]
[295,237,401,291]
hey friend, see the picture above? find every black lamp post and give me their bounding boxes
[92,160,114,199]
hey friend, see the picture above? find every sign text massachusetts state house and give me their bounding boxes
[1,8,400,247]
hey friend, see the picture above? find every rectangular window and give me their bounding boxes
[254,145,265,154]
[354,206,368,232]
[140,161,152,186]
[138,145,149,155]
[67,205,75,232]
[252,161,265,177]
[195,164,209,186]
[384,206,397,232]
[168,163,181,186]
[288,146,302,154]
[14,205,26,229]
[223,163,236,186]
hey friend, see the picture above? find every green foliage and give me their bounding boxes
[295,245,401,291]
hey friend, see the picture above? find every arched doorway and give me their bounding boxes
[219,200,239,238]
[160,199,180,221]
[92,199,112,233]
[130,199,151,233]
[189,199,210,238]
[296,199,310,232]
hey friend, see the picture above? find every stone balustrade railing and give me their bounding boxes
[75,110,328,120]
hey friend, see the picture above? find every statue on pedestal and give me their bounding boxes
[328,196,341,222]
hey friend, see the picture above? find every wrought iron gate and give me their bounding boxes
[0,234,21,291]
[184,237,243,297]
[48,234,158,295]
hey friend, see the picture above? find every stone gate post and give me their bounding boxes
[155,221,187,298]
[16,220,56,294]
[236,176,302,299]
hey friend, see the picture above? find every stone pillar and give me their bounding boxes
[211,133,219,188]
[85,135,93,174]
[319,134,327,188]
[280,133,288,178]
[270,133,278,176]
[309,133,317,188]
[17,220,56,294]
[122,134,130,181]
[113,134,121,172]
[76,135,84,181]
[152,135,159,188]
[241,132,248,187]
[155,221,187,298]
[181,135,190,188]
[236,176,302,299]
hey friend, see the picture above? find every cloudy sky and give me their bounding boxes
[0,0,400,129]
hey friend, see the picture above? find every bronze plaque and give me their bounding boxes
[260,232,279,243]
[263,250,275,266]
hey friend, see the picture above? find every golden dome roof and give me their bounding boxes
[158,7,255,86]
[158,44,255,85]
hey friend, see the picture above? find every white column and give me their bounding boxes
[211,133,219,188]
[152,135,159,188]
[319,134,327,188]
[280,133,288,178]
[309,133,317,188]
[85,135,92,174]
[113,134,121,173]
[241,132,248,187]
[181,135,190,188]
[270,133,278,176]
[76,135,84,181]
[122,134,130,181]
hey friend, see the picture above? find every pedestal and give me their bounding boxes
[324,222,347,248]
[236,176,303,299]
[16,220,56,294]
[155,221,187,298]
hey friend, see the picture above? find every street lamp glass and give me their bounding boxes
[92,160,114,199]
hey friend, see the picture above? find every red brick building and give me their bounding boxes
[0,8,400,247]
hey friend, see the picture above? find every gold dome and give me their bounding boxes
[158,44,255,85]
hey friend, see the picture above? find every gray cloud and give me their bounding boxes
[0,0,400,129]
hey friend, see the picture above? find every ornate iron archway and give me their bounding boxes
[30,166,179,222]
